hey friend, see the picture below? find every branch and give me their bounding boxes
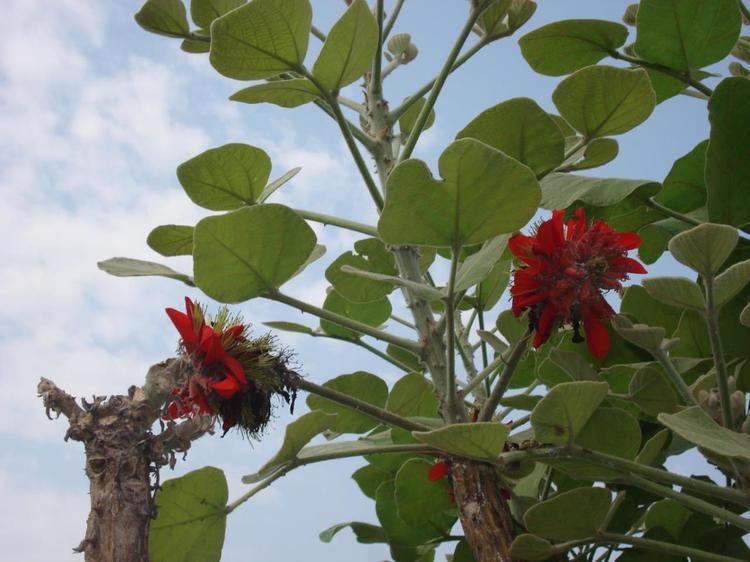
[38,377,83,421]
[445,245,464,422]
[597,532,746,562]
[642,198,703,227]
[478,331,531,421]
[383,0,406,38]
[294,208,378,236]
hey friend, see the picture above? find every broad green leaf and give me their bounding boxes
[636,428,670,466]
[509,534,555,561]
[320,290,391,339]
[668,223,738,276]
[230,79,320,108]
[519,19,628,76]
[319,521,387,544]
[634,0,741,71]
[540,174,659,213]
[454,235,509,292]
[477,329,509,354]
[452,540,477,562]
[658,406,750,461]
[149,467,227,562]
[530,381,609,445]
[313,0,378,90]
[657,140,708,213]
[552,66,655,138]
[210,0,311,80]
[394,459,453,526]
[378,139,541,247]
[258,167,301,203]
[610,315,666,352]
[569,138,618,171]
[706,78,750,226]
[412,422,510,460]
[646,68,687,104]
[242,411,337,483]
[456,97,565,176]
[524,487,611,540]
[177,143,271,210]
[476,258,511,310]
[352,464,390,499]
[292,243,326,279]
[326,238,397,303]
[548,349,599,381]
[398,98,436,136]
[190,0,244,29]
[386,373,438,418]
[646,500,692,540]
[193,205,317,303]
[97,257,193,285]
[497,309,527,344]
[714,259,750,307]
[147,225,194,257]
[628,366,678,416]
[741,303,750,327]
[306,371,389,434]
[387,345,424,373]
[476,0,512,39]
[135,0,190,38]
[642,277,705,310]
[263,321,313,334]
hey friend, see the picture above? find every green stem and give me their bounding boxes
[508,413,530,429]
[311,25,327,42]
[294,208,378,236]
[461,343,506,397]
[652,349,699,406]
[600,491,626,532]
[390,314,416,329]
[337,95,367,115]
[372,0,385,92]
[608,50,714,98]
[445,245,462,422]
[478,331,531,421]
[704,276,735,429]
[226,468,289,514]
[383,0,406,38]
[354,338,413,372]
[738,0,750,24]
[312,99,376,151]
[597,532,746,562]
[381,58,401,80]
[643,198,703,227]
[267,291,421,354]
[399,3,489,161]
[296,377,431,432]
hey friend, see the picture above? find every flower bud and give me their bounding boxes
[387,33,418,64]
[508,0,537,31]
[622,4,638,26]
[732,36,750,63]
[729,62,750,78]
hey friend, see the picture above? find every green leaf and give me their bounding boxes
[147,225,194,257]
[548,349,600,381]
[552,66,655,138]
[412,422,510,460]
[387,345,424,374]
[339,266,443,301]
[312,0,378,90]
[210,0,311,80]
[193,205,316,303]
[668,223,738,276]
[646,500,692,540]
[530,381,609,445]
[320,290,391,339]
[326,238,397,303]
[242,411,337,483]
[386,373,438,418]
[636,428,671,466]
[706,78,750,226]
[454,235,509,292]
[97,257,193,285]
[519,19,629,76]
[634,0,741,71]
[657,140,707,214]
[352,464,390,499]
[714,259,750,307]
[177,143,270,210]
[306,372,389,434]
[477,329,509,354]
[190,0,244,29]
[230,79,320,108]
[319,521,387,544]
[181,38,210,53]
[524,487,611,541]
[645,68,687,104]
[540,173,659,214]
[628,366,678,416]
[741,303,750,327]
[569,138,619,171]
[642,277,705,311]
[610,315,666,352]
[378,139,540,247]
[658,406,750,461]
[135,0,190,38]
[476,258,511,310]
[456,97,565,176]
[476,0,512,39]
[509,534,555,561]
[394,458,453,526]
[149,467,227,562]
[398,98,436,136]
[263,321,314,335]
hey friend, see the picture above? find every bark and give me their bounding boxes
[451,460,517,562]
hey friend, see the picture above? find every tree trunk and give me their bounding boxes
[451,460,517,562]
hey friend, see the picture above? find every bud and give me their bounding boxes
[732,37,750,63]
[729,62,750,78]
[508,0,537,31]
[474,0,511,39]
[731,390,746,421]
[387,33,418,64]
[622,4,638,26]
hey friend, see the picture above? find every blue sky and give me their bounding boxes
[0,1,723,561]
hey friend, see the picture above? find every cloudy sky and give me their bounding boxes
[0,1,720,561]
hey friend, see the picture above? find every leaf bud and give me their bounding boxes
[622,4,638,26]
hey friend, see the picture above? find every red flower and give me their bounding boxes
[428,460,450,481]
[509,209,646,359]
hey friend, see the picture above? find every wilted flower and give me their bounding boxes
[509,209,646,358]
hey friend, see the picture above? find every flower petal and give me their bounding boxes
[533,304,557,348]
[166,308,199,350]
[615,232,641,251]
[583,313,610,359]
[223,355,248,386]
[611,256,647,274]
[210,376,241,399]
[428,461,449,481]
[199,325,225,364]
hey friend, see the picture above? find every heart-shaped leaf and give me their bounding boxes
[394,459,453,526]
[326,238,397,303]
[530,381,609,445]
[386,373,438,418]
[668,223,738,276]
[524,487,611,541]
[319,289,391,339]
[642,277,705,310]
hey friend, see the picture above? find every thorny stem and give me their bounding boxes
[704,276,736,429]
[312,99,376,150]
[460,342,510,398]
[652,349,699,406]
[372,0,385,92]
[294,208,378,237]
[478,331,531,421]
[445,245,462,422]
[382,0,406,38]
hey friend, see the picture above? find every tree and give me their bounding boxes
[40,0,750,561]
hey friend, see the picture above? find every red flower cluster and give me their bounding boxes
[509,209,646,358]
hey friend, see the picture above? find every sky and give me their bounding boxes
[0,1,724,561]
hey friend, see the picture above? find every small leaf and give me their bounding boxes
[741,303,750,327]
[509,534,555,561]
[540,174,659,212]
[230,80,320,108]
[387,345,424,373]
[352,464,390,499]
[181,37,210,53]
[312,0,378,90]
[636,428,670,466]
[519,19,629,76]
[263,321,314,335]
[378,139,540,247]
[645,499,692,540]
[242,411,337,483]
[524,487,611,540]
[610,315,666,352]
[394,458,453,526]
[642,277,705,310]
[258,167,301,203]
[319,521,387,544]
[398,98,436,136]
[177,143,271,210]
[320,290,391,340]
[193,205,317,303]
[569,138,619,171]
[386,373,438,418]
[190,0,245,30]
[552,66,655,138]
[149,467,227,562]
[476,0,512,39]
[628,365,678,416]
[454,235,509,292]
[306,372,389,434]
[147,225,194,257]
[97,257,193,285]
[499,394,541,411]
[339,266,443,301]
[477,330,508,354]
[658,406,750,461]
[210,0,311,80]
[326,238,398,303]
[668,223,739,276]
[530,381,609,445]
[548,349,600,381]
[714,259,750,308]
[412,422,510,460]
[476,258,511,311]
[135,0,190,38]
